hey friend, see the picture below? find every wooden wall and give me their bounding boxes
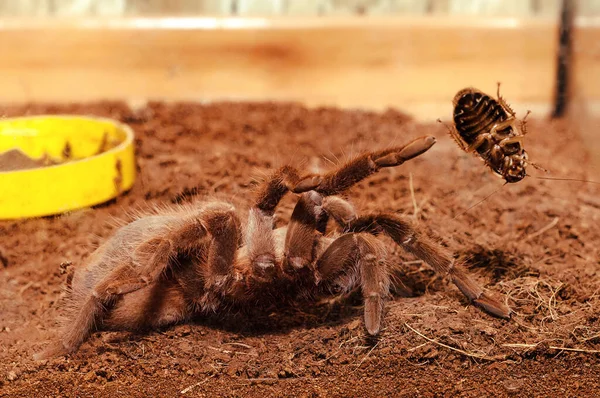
[4,0,599,17]
[0,17,567,120]
[0,2,598,124]
[0,1,597,169]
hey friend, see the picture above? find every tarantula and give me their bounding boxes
[35,135,510,359]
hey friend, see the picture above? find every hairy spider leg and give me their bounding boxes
[317,196,510,319]
[34,204,243,359]
[245,166,322,276]
[281,136,436,274]
[315,233,390,335]
[313,136,436,196]
[282,191,323,273]
[346,213,511,319]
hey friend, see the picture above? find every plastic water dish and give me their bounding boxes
[0,115,136,219]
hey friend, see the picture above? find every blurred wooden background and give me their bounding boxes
[2,1,599,112]
[1,0,600,17]
[0,1,598,122]
[0,0,598,171]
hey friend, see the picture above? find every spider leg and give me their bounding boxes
[179,205,243,312]
[246,166,322,276]
[282,191,323,273]
[35,205,241,360]
[247,136,434,273]
[314,136,436,196]
[315,233,389,335]
[135,203,241,289]
[116,205,236,293]
[321,195,358,230]
[282,193,358,274]
[278,137,434,270]
[278,141,427,274]
[345,213,511,319]
[34,262,151,359]
[148,204,241,305]
[198,205,242,288]
[133,218,208,284]
[253,165,322,215]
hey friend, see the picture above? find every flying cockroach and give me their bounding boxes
[438,83,599,218]
[439,83,540,183]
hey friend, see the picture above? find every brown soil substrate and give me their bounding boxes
[1,101,599,397]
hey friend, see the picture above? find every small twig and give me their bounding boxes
[207,346,228,353]
[18,281,34,296]
[525,217,559,241]
[404,322,496,361]
[355,340,380,368]
[502,343,600,354]
[180,376,212,394]
[409,172,419,219]
[581,334,600,343]
[407,342,430,352]
[207,345,257,357]
[547,282,563,321]
[222,342,253,349]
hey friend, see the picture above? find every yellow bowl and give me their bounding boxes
[0,115,136,220]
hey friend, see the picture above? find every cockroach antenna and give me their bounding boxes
[452,183,506,220]
[526,174,600,185]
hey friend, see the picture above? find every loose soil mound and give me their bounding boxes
[1,102,598,397]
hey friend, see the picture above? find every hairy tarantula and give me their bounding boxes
[35,136,510,359]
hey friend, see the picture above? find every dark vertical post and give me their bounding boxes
[552,0,575,118]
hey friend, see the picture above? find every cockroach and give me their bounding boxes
[442,83,535,183]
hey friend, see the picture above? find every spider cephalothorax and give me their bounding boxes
[35,135,510,359]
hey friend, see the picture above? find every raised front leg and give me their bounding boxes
[280,137,435,274]
[314,136,436,196]
[249,136,435,277]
